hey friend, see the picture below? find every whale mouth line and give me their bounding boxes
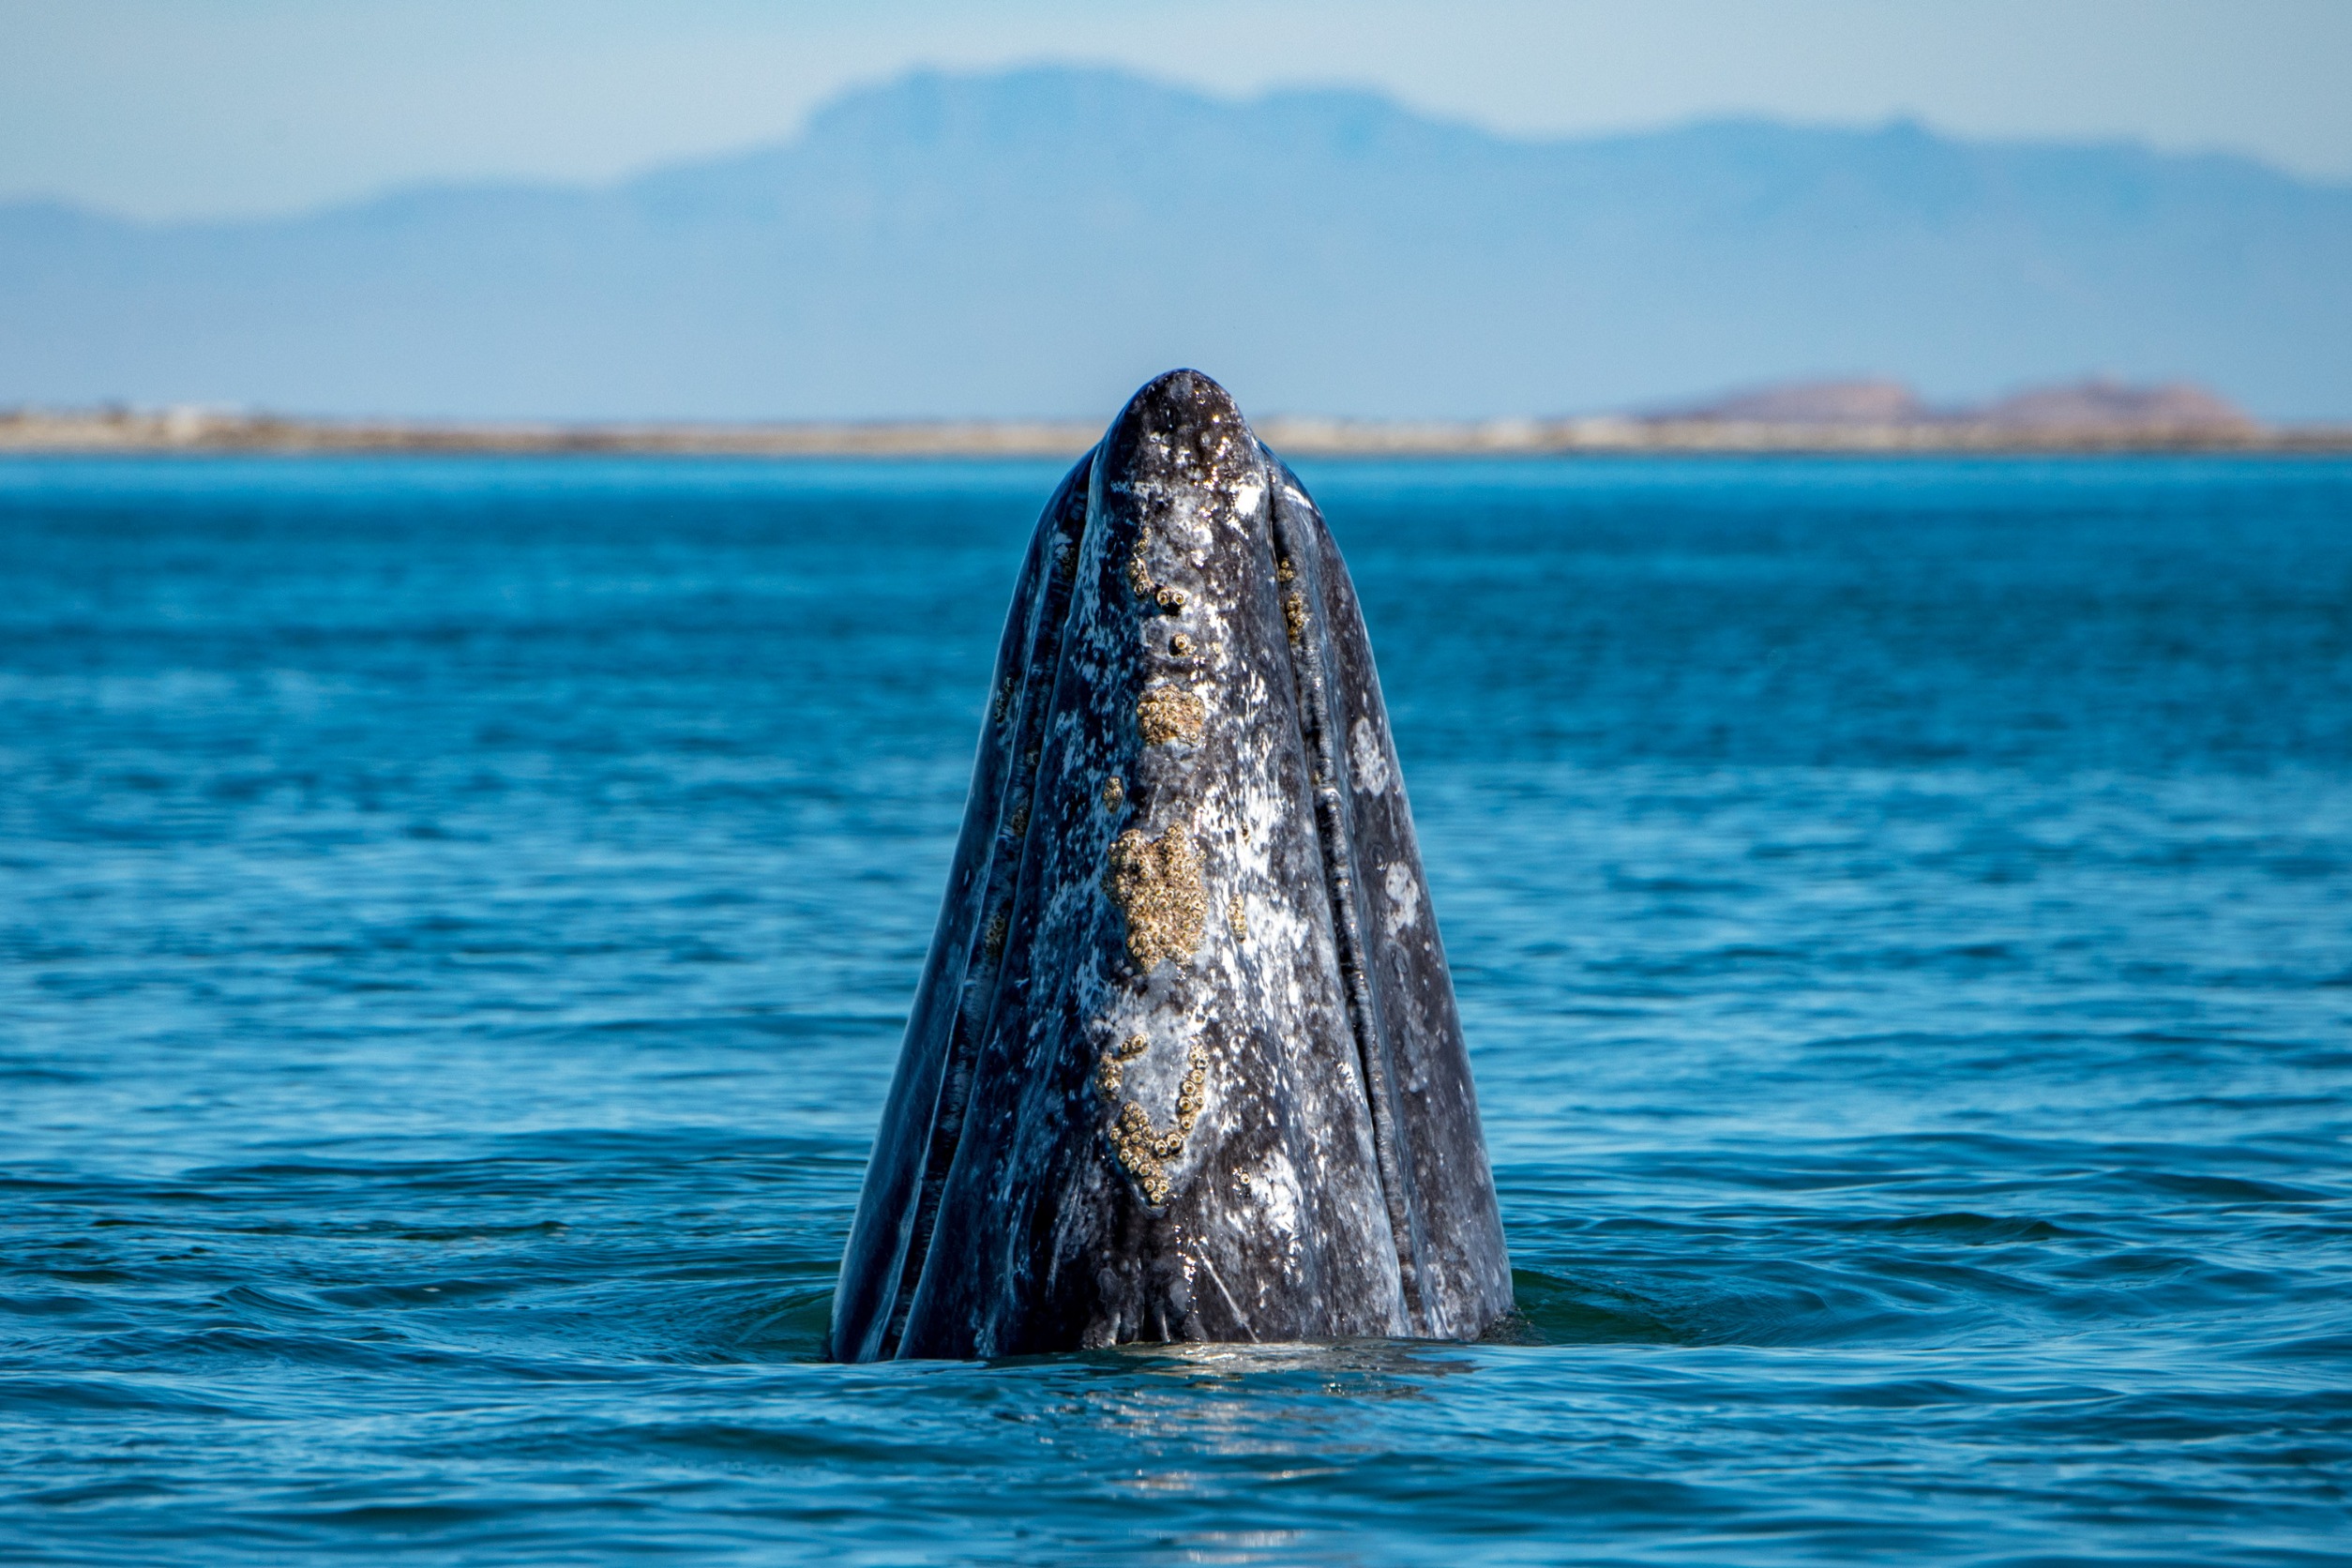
[1259,443,1426,1327]
[871,443,1097,1362]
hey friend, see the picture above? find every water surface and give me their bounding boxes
[4,455,2349,1563]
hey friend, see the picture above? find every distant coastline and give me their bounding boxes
[8,410,2349,459]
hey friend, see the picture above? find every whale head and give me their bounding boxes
[830,369,1511,1360]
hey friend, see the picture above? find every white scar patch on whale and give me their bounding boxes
[1349,716,1392,796]
[1383,861,1420,934]
[1228,477,1265,523]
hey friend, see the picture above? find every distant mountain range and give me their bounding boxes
[3,67,2349,421]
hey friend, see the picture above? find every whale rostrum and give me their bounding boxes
[829,369,1512,1360]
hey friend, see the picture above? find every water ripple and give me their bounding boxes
[3,456,2348,1563]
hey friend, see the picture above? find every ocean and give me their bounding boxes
[4,454,2348,1564]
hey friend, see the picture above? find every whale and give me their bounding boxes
[829,369,1511,1361]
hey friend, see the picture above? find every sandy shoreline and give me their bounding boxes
[5,407,2349,458]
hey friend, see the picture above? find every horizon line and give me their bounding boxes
[9,406,2349,460]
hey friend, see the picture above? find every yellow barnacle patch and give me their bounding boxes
[1106,1040,1210,1206]
[1104,820,1206,972]
[1136,684,1207,746]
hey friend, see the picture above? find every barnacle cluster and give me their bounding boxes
[1104,1041,1209,1206]
[1136,684,1206,746]
[1104,820,1206,972]
[1095,1032,1148,1100]
[1126,529,1157,599]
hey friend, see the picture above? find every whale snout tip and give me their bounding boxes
[1103,369,1255,480]
[1119,369,1246,432]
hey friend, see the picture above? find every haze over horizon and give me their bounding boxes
[6,63,2349,423]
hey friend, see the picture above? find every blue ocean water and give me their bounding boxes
[3,454,2348,1565]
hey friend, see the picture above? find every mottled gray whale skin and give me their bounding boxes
[829,369,1510,1361]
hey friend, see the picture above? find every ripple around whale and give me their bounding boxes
[832,372,1513,1360]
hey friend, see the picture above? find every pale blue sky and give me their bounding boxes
[7,0,2350,219]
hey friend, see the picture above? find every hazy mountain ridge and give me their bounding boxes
[3,66,2348,420]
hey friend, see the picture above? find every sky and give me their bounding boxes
[4,0,2350,220]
